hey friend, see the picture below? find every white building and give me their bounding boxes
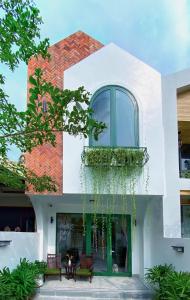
[0,31,190,278]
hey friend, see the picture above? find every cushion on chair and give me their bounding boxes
[45,268,60,275]
[76,268,91,276]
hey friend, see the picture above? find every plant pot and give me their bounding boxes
[36,274,44,287]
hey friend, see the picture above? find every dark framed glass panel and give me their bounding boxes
[56,214,85,264]
[56,213,131,276]
[90,86,138,147]
[0,207,35,232]
[181,205,190,238]
[91,216,107,272]
[115,89,137,147]
[111,215,129,273]
[91,89,111,146]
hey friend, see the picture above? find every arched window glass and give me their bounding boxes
[90,86,139,147]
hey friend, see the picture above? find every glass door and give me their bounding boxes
[88,214,131,276]
[56,213,85,265]
[56,213,131,276]
[90,215,108,273]
[110,215,131,275]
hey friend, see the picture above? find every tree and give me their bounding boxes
[0,0,105,192]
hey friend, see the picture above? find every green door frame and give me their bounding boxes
[85,214,132,277]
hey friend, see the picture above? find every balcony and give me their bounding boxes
[179,144,190,179]
[178,120,190,179]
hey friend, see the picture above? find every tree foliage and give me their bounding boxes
[0,0,105,192]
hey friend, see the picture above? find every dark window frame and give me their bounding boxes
[89,85,139,147]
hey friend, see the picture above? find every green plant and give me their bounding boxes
[83,148,112,166]
[0,0,106,192]
[145,264,190,300]
[164,271,190,300]
[0,258,43,300]
[34,260,47,275]
[81,146,149,242]
[0,267,14,299]
[82,147,148,169]
[146,264,174,289]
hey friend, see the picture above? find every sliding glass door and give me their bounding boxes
[56,213,131,276]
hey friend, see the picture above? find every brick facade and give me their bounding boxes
[26,31,103,194]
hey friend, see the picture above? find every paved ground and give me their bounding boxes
[33,276,153,299]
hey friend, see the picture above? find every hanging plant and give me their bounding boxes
[101,216,105,259]
[82,147,148,170]
[82,147,112,166]
[81,146,149,243]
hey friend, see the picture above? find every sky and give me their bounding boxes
[1,0,190,159]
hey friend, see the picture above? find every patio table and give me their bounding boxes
[64,264,76,280]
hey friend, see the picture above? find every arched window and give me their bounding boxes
[90,86,139,147]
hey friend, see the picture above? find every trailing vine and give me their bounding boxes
[81,146,149,258]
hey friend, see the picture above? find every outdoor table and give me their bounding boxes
[64,264,76,280]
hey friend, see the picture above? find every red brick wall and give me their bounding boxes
[26,31,103,194]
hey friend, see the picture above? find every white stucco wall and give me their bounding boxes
[31,198,49,260]
[63,43,164,197]
[143,199,190,274]
[162,76,181,238]
[0,232,40,270]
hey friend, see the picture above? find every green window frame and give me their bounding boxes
[89,85,139,147]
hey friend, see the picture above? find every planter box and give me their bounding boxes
[81,147,149,168]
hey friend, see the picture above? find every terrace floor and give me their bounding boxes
[34,276,153,299]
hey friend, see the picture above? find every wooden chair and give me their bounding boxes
[44,254,62,282]
[75,255,93,283]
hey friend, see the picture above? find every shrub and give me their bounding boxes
[0,267,14,299]
[146,264,174,287]
[34,260,47,275]
[145,264,190,299]
[164,271,190,300]
[0,258,47,300]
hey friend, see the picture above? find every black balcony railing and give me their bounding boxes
[180,169,190,179]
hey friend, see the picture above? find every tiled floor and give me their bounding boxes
[34,276,153,299]
[40,276,147,290]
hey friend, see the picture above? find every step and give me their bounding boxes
[35,296,152,300]
[36,288,153,299]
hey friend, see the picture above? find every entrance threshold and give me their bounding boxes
[35,276,153,299]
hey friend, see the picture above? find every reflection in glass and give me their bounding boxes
[111,215,128,273]
[181,205,190,238]
[115,89,137,147]
[91,90,111,146]
[90,86,138,147]
[91,216,107,272]
[56,214,85,265]
[56,213,130,274]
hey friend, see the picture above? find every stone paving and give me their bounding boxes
[33,276,153,299]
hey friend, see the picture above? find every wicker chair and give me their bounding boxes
[75,255,93,283]
[44,254,62,282]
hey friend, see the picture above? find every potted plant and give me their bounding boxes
[34,260,47,287]
[82,146,148,168]
[83,147,112,166]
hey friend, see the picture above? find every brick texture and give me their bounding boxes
[25,31,103,195]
